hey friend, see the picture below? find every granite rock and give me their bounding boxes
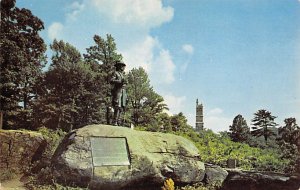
[51,124,205,189]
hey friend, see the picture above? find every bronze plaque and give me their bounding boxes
[90,137,130,166]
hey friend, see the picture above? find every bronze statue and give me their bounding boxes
[111,60,127,126]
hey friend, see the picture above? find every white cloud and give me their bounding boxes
[205,115,232,132]
[153,49,175,84]
[207,108,223,115]
[182,44,194,55]
[66,1,85,21]
[163,94,186,115]
[205,108,232,132]
[48,22,64,41]
[122,36,157,72]
[122,36,176,85]
[179,44,194,74]
[90,0,174,28]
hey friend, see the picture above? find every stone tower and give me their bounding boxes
[195,99,204,131]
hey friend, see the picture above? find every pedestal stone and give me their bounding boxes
[51,124,205,189]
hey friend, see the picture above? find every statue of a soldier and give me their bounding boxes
[111,60,127,126]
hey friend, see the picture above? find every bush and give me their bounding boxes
[37,127,65,158]
[174,129,291,173]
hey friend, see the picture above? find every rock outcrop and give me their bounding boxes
[51,124,205,189]
[0,130,47,180]
[222,170,300,190]
[204,164,228,185]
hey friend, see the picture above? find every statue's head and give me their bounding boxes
[115,60,126,71]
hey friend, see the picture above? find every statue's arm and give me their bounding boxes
[111,72,122,84]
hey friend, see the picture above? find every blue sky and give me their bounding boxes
[17,0,300,132]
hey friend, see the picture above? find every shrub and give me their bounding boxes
[174,129,290,173]
[178,181,222,190]
[37,127,65,158]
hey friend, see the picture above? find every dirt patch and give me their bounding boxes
[0,176,26,190]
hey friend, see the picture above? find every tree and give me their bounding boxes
[84,34,122,119]
[251,109,278,144]
[229,114,250,143]
[156,112,172,132]
[34,40,102,131]
[126,67,168,127]
[170,112,191,132]
[278,118,300,144]
[0,0,46,129]
[278,118,300,151]
[277,118,300,173]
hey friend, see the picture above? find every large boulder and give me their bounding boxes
[51,125,205,189]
